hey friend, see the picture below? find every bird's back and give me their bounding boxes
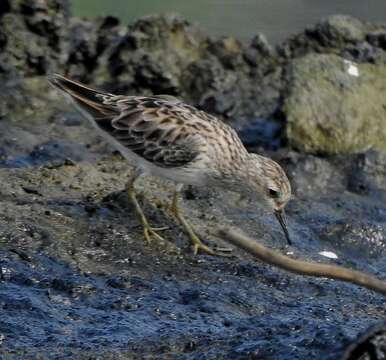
[49,75,248,184]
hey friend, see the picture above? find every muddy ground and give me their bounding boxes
[1,1,386,359]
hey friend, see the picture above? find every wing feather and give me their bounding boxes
[49,74,212,168]
[105,100,202,167]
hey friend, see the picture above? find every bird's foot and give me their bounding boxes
[142,223,168,244]
[127,183,168,244]
[169,191,232,256]
[190,233,216,255]
[190,233,233,256]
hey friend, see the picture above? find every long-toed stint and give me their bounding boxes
[49,74,292,255]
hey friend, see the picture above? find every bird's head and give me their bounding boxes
[244,153,292,245]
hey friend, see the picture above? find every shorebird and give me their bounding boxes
[49,74,292,255]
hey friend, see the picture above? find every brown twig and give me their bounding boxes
[217,227,386,296]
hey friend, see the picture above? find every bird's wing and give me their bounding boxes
[106,96,206,168]
[49,74,209,168]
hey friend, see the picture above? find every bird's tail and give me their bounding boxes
[48,74,117,120]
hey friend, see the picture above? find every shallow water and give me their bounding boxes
[72,0,386,44]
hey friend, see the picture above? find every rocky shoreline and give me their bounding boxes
[1,1,386,359]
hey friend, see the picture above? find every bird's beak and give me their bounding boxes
[274,209,292,245]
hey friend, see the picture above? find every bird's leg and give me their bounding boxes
[127,171,167,244]
[170,185,218,255]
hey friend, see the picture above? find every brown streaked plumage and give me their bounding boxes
[49,74,292,253]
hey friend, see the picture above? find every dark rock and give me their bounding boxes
[347,151,386,196]
[308,15,366,47]
[0,0,11,17]
[280,152,346,197]
[95,16,121,54]
[238,117,283,150]
[250,33,275,58]
[244,34,277,74]
[66,18,99,79]
[367,30,386,50]
[65,16,123,82]
[343,322,386,360]
[0,0,70,76]
[208,37,247,70]
[183,56,282,128]
[278,15,367,58]
[99,14,206,94]
[342,41,384,63]
[183,57,241,118]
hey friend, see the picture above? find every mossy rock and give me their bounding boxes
[284,53,386,154]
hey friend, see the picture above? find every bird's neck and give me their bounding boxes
[214,153,256,196]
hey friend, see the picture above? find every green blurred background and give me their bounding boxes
[72,0,386,44]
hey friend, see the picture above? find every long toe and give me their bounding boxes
[192,241,233,256]
[151,226,169,231]
[214,246,233,254]
[190,232,234,256]
[193,242,216,256]
[143,225,167,244]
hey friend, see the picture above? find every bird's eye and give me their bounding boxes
[268,188,280,198]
